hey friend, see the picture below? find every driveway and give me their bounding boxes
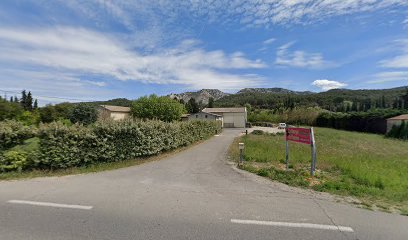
[0,129,407,240]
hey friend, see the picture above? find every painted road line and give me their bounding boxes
[231,219,354,232]
[7,200,93,210]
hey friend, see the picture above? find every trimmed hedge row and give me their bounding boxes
[315,109,408,134]
[0,120,36,151]
[36,119,221,170]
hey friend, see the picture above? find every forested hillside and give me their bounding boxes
[215,86,408,112]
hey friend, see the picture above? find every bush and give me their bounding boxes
[36,119,221,170]
[315,109,408,134]
[0,151,27,172]
[251,130,264,135]
[387,121,408,140]
[131,95,186,122]
[0,120,37,151]
[69,103,98,125]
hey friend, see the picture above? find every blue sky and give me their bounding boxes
[1,0,408,105]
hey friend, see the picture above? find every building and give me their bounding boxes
[202,107,247,128]
[386,114,408,133]
[188,112,223,126]
[99,105,131,121]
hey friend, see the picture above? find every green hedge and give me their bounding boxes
[0,120,37,151]
[36,119,220,170]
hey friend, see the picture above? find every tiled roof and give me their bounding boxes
[100,105,131,113]
[387,114,408,120]
[202,107,246,113]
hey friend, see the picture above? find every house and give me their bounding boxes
[99,105,131,121]
[386,114,408,133]
[202,107,247,128]
[188,112,223,126]
[181,114,190,121]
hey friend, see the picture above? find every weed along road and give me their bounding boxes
[0,129,407,240]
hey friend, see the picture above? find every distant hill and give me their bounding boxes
[214,86,408,111]
[238,88,313,95]
[168,89,229,104]
[84,98,133,107]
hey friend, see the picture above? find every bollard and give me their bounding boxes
[239,142,245,164]
[245,130,248,135]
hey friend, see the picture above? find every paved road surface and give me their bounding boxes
[0,129,407,240]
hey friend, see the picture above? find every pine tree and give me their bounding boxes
[9,96,13,102]
[14,96,19,103]
[20,90,27,110]
[26,91,33,111]
[33,99,38,109]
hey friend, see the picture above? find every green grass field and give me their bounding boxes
[230,128,408,215]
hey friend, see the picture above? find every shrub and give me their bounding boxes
[69,103,98,125]
[251,130,264,135]
[0,150,27,172]
[36,119,220,170]
[0,120,37,151]
[131,95,186,122]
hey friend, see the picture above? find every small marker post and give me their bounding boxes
[239,142,245,165]
[285,128,289,170]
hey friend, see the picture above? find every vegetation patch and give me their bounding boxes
[1,119,220,174]
[229,127,408,215]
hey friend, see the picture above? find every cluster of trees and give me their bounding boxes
[0,90,100,126]
[215,87,408,113]
[176,97,214,114]
[0,90,39,124]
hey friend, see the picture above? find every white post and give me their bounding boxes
[310,127,317,176]
[285,128,289,170]
[239,143,245,164]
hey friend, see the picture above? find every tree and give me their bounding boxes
[69,103,98,125]
[17,110,40,126]
[26,91,33,111]
[54,102,74,120]
[131,95,185,122]
[39,104,57,123]
[20,90,27,110]
[0,99,23,121]
[186,98,199,113]
[208,97,214,108]
[33,99,38,109]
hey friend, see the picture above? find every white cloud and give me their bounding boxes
[312,79,347,91]
[275,42,333,69]
[367,71,408,83]
[379,39,408,69]
[263,38,276,45]
[0,27,266,91]
[44,1,408,29]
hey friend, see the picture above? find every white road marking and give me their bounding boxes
[214,134,220,137]
[8,200,93,210]
[231,219,354,232]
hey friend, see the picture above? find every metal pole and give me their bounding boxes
[310,127,317,176]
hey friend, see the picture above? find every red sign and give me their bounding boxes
[285,127,312,145]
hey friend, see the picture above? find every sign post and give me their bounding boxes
[285,127,317,176]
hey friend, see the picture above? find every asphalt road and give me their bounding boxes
[0,129,407,240]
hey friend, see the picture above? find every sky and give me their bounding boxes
[0,0,408,105]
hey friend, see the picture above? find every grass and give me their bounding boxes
[0,138,206,181]
[229,127,408,215]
